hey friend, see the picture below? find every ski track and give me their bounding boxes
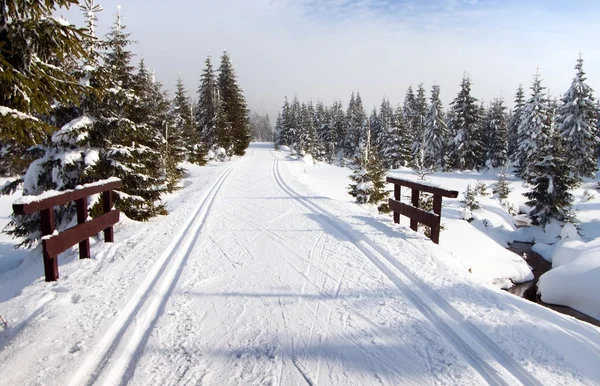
[69,162,240,386]
[271,154,542,386]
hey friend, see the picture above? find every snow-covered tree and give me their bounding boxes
[508,85,525,162]
[557,56,599,180]
[0,0,90,176]
[218,51,251,156]
[196,54,220,148]
[447,75,482,170]
[516,72,551,180]
[423,84,447,170]
[348,128,390,213]
[523,134,576,226]
[410,84,428,169]
[484,98,508,168]
[172,76,206,165]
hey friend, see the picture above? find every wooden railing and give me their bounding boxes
[387,177,458,244]
[13,178,122,282]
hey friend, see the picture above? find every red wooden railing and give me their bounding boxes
[387,177,458,244]
[13,178,122,282]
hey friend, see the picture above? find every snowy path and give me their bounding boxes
[1,144,599,385]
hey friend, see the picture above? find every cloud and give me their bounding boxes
[61,0,600,117]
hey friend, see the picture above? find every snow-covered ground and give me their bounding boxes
[0,144,599,385]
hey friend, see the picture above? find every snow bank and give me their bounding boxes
[538,238,600,319]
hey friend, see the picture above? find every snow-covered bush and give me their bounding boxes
[462,184,481,211]
[474,180,489,196]
[348,151,390,213]
[492,169,511,200]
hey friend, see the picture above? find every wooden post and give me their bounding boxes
[102,190,114,243]
[431,194,443,244]
[394,184,401,224]
[410,189,419,232]
[40,208,58,282]
[76,197,91,259]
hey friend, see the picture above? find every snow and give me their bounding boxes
[0,145,599,385]
[51,116,93,144]
[0,106,40,122]
[538,238,600,319]
[15,177,121,205]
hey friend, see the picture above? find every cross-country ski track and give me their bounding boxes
[1,143,599,386]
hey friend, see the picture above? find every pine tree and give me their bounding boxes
[316,102,336,162]
[330,100,347,164]
[448,75,482,170]
[558,56,599,180]
[196,54,220,149]
[173,76,206,165]
[524,134,576,226]
[411,84,428,169]
[508,85,525,162]
[348,127,390,213]
[7,8,170,246]
[423,84,447,170]
[0,0,90,176]
[346,92,367,158]
[516,72,551,180]
[218,51,250,156]
[381,104,410,169]
[484,98,508,168]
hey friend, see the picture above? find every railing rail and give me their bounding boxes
[13,178,122,282]
[386,176,458,244]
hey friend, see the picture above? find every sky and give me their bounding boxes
[60,0,600,119]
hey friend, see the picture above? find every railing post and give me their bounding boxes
[102,190,114,242]
[410,189,419,232]
[394,184,400,224]
[40,208,58,282]
[76,197,91,259]
[431,194,443,244]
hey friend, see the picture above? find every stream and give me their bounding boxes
[506,242,600,327]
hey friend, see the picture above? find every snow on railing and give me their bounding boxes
[13,178,122,282]
[387,176,459,244]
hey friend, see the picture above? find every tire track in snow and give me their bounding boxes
[69,162,240,386]
[272,155,541,386]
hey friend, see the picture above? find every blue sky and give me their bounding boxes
[59,0,600,116]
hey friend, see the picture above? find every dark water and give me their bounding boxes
[506,242,600,327]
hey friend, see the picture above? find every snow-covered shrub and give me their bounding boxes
[581,189,595,202]
[215,147,228,162]
[348,151,390,213]
[493,169,511,200]
[474,180,489,196]
[462,184,481,211]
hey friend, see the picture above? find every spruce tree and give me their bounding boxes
[330,100,347,163]
[316,102,337,162]
[0,0,90,176]
[196,54,220,149]
[448,75,482,170]
[348,128,390,213]
[557,56,599,180]
[173,76,206,165]
[218,51,251,156]
[524,134,576,226]
[484,98,508,168]
[411,84,428,169]
[508,85,525,162]
[423,84,447,170]
[516,72,551,180]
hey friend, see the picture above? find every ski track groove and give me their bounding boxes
[272,154,542,386]
[69,162,240,386]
